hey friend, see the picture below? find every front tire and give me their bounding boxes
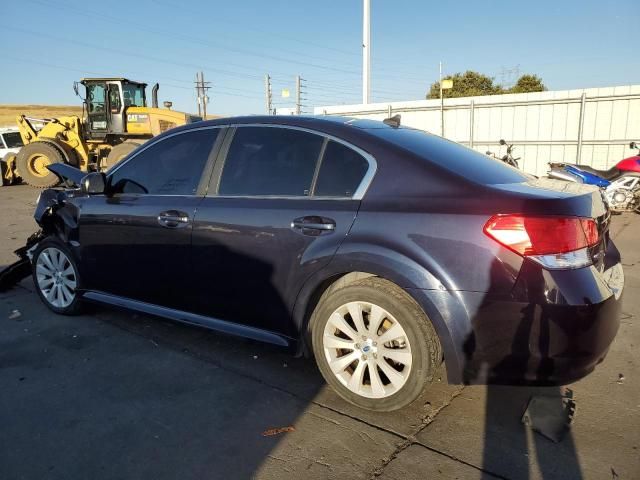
[311,277,441,411]
[32,238,83,315]
[15,142,63,188]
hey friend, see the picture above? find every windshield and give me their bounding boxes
[2,132,24,148]
[122,84,145,107]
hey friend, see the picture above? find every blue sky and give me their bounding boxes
[2,0,638,115]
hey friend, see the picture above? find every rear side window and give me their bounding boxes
[109,128,218,195]
[315,141,369,197]
[372,127,531,185]
[219,127,323,196]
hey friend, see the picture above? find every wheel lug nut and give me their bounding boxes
[355,343,361,349]
[361,354,367,361]
[373,342,377,347]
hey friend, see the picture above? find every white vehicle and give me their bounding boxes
[0,128,24,186]
[0,127,24,159]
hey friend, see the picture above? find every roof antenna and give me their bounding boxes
[383,114,401,128]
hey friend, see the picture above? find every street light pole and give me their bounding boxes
[362,0,371,104]
[439,61,444,136]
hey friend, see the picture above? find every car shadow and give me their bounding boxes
[464,259,584,479]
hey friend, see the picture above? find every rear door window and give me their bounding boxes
[109,128,219,195]
[218,126,324,196]
[314,141,369,197]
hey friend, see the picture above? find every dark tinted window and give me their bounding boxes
[371,127,532,185]
[109,128,218,195]
[3,132,24,148]
[315,141,369,197]
[219,127,323,196]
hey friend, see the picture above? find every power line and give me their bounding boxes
[3,56,265,102]
[26,0,433,84]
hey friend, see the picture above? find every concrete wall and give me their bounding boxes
[314,85,640,177]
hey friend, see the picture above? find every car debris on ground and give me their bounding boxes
[521,389,577,443]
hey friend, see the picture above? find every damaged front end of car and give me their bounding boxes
[0,164,82,292]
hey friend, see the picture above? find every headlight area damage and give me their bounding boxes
[0,164,82,292]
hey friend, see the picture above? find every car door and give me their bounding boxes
[76,127,223,310]
[189,125,375,337]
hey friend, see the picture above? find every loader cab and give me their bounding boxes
[80,78,147,139]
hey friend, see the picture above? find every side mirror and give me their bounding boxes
[499,139,507,146]
[631,141,637,149]
[81,172,106,194]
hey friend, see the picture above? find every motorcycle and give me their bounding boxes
[548,142,640,213]
[486,139,520,168]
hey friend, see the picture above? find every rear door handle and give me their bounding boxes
[291,216,336,235]
[158,210,190,228]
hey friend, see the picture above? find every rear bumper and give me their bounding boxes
[460,261,623,385]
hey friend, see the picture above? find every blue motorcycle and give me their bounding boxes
[548,143,640,212]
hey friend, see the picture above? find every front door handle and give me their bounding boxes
[158,210,190,228]
[291,216,336,235]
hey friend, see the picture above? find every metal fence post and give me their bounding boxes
[469,100,475,148]
[576,92,587,162]
[387,104,392,118]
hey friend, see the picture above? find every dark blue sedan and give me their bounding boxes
[26,115,623,411]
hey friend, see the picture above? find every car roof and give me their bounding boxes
[195,115,403,131]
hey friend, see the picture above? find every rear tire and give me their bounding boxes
[311,277,441,411]
[32,237,83,315]
[104,141,144,170]
[15,142,63,188]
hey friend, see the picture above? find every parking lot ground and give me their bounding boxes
[1,184,638,479]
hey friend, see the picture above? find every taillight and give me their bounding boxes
[484,215,599,269]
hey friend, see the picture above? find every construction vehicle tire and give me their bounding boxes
[15,142,63,188]
[104,141,144,170]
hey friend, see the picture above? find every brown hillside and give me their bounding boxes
[0,105,83,127]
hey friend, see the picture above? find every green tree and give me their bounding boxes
[509,74,546,93]
[426,70,503,99]
[426,71,547,99]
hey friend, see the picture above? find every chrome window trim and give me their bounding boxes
[218,123,378,201]
[106,125,226,178]
[107,122,378,200]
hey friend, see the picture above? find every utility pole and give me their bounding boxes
[195,71,210,119]
[295,75,306,115]
[195,72,201,117]
[439,61,444,137]
[362,0,371,104]
[265,74,272,114]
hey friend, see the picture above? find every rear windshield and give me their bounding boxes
[371,127,531,185]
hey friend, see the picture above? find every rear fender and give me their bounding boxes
[292,247,468,383]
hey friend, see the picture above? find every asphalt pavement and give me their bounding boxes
[1,184,638,480]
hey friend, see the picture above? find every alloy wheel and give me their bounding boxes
[322,301,413,399]
[36,247,77,308]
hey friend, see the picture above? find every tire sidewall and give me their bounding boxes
[32,237,83,315]
[16,143,62,188]
[311,280,437,411]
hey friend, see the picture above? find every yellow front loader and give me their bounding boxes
[3,78,201,188]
